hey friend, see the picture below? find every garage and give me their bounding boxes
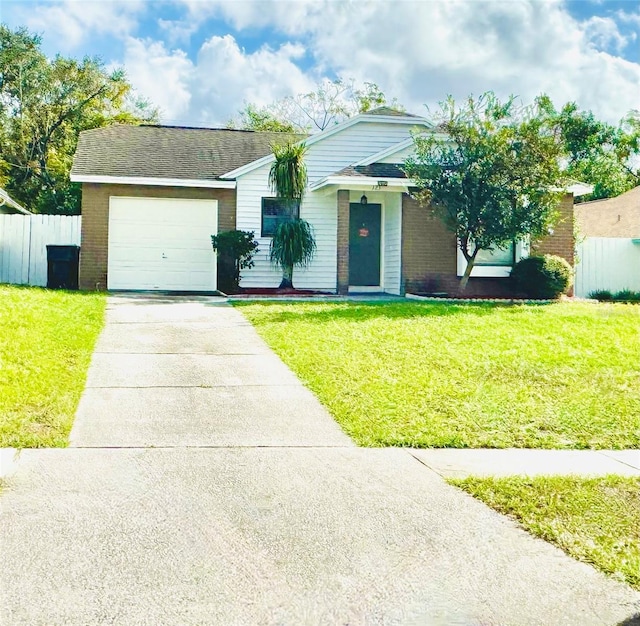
[108,196,218,291]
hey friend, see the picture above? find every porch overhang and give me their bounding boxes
[310,175,411,194]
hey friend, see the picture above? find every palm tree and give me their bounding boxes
[269,219,316,289]
[268,142,316,289]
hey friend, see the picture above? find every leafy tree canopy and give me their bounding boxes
[549,102,640,201]
[229,78,404,133]
[404,92,565,290]
[0,25,158,214]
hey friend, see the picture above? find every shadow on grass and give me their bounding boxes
[238,300,554,325]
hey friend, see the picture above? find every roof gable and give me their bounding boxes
[365,106,422,118]
[221,110,430,180]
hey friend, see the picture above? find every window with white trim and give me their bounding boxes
[457,238,529,278]
[474,243,515,267]
[261,198,300,237]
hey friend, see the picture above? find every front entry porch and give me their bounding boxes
[336,189,403,295]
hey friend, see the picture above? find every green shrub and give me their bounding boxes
[511,254,573,299]
[211,230,259,293]
[589,289,640,303]
[589,290,613,301]
[613,289,640,302]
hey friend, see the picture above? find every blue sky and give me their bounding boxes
[2,0,639,127]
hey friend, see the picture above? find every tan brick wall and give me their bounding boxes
[79,184,236,291]
[530,193,575,296]
[531,193,575,266]
[401,194,458,293]
[336,190,350,295]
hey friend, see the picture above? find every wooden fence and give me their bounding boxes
[0,214,81,286]
[575,237,640,297]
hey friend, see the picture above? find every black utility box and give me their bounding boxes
[46,245,80,290]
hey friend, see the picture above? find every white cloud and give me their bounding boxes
[16,0,639,126]
[190,36,313,125]
[583,15,629,53]
[160,0,640,124]
[123,34,315,126]
[175,0,324,33]
[18,0,145,50]
[157,18,198,46]
[616,8,640,27]
[122,38,194,123]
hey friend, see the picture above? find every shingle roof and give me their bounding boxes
[334,163,407,179]
[71,125,307,181]
[575,186,640,238]
[366,106,421,118]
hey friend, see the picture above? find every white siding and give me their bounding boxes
[235,120,423,290]
[379,144,416,164]
[383,193,402,294]
[236,163,337,290]
[0,214,81,286]
[575,237,640,297]
[304,122,420,184]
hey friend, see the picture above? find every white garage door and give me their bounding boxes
[108,196,218,291]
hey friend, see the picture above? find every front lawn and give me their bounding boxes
[450,475,640,590]
[0,285,106,447]
[239,301,640,449]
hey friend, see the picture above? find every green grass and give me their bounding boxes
[0,285,106,447]
[450,475,640,590]
[239,301,640,449]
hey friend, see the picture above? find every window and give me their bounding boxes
[261,198,300,237]
[458,239,528,278]
[474,242,515,267]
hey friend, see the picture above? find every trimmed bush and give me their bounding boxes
[589,290,613,301]
[511,254,573,299]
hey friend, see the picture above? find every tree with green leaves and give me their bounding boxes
[228,103,296,133]
[0,26,157,214]
[551,103,640,201]
[268,142,316,289]
[404,92,565,291]
[229,78,403,133]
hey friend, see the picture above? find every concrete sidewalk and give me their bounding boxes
[3,447,639,625]
[411,448,640,478]
[1,295,638,625]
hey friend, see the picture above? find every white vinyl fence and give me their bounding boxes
[575,237,640,297]
[0,214,81,286]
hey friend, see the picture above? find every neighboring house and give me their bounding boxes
[70,107,583,296]
[575,186,640,238]
[0,188,31,215]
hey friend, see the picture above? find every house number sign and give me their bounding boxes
[359,227,369,237]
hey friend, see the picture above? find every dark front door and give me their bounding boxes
[349,203,381,286]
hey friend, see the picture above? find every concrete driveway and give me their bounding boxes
[69,295,351,448]
[1,295,638,625]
